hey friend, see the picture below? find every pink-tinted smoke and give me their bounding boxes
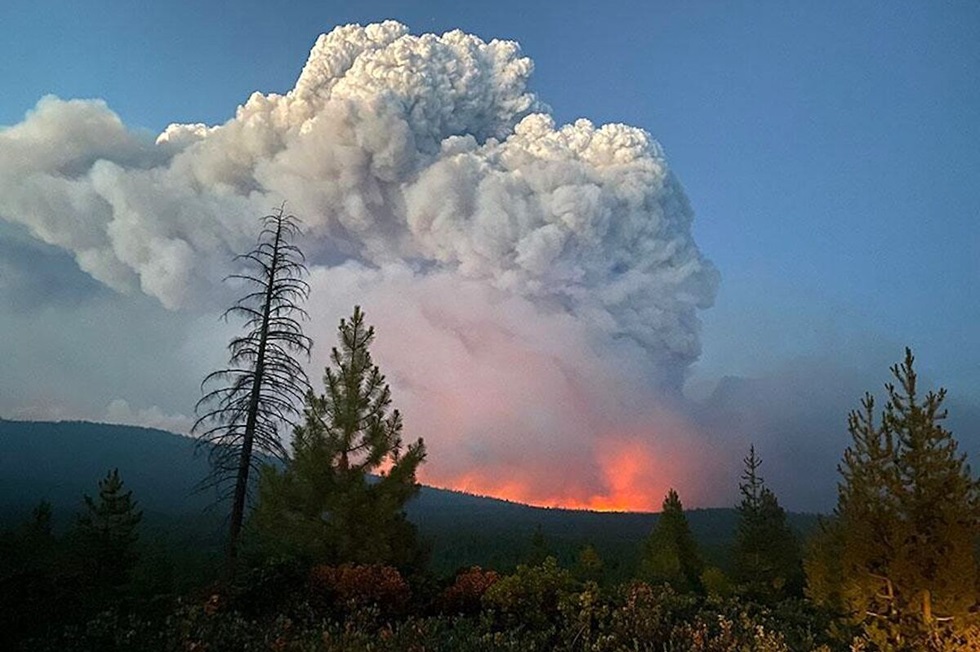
[306,265,727,512]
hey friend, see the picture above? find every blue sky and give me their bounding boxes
[0,2,977,509]
[3,1,976,393]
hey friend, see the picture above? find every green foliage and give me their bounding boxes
[806,349,980,648]
[252,306,426,569]
[700,566,733,599]
[732,446,803,601]
[639,489,704,593]
[0,490,150,650]
[582,581,695,649]
[12,552,846,651]
[20,595,846,652]
[482,556,575,631]
[669,611,793,651]
[0,501,68,648]
[74,468,143,593]
[17,349,980,650]
[223,555,310,619]
[573,543,605,584]
[526,524,556,566]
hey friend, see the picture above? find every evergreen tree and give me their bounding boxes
[805,349,980,648]
[573,543,605,584]
[194,204,313,569]
[731,445,802,601]
[638,488,703,593]
[526,525,554,567]
[75,468,143,591]
[10,500,57,558]
[27,499,53,540]
[0,501,63,648]
[253,306,426,569]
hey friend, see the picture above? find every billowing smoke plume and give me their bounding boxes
[0,22,720,510]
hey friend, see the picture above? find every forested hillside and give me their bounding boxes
[0,418,817,579]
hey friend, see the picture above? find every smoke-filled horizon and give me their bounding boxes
[0,22,723,511]
[1,17,978,513]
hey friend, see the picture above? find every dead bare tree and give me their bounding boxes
[193,203,312,569]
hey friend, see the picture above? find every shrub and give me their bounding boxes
[669,612,790,652]
[482,557,574,631]
[308,563,411,614]
[438,567,501,615]
[701,566,733,599]
[601,581,696,649]
[229,556,308,618]
[557,580,610,650]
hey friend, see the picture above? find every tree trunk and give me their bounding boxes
[922,588,932,625]
[226,214,283,573]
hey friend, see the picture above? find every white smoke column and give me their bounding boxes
[303,264,726,509]
[0,21,720,508]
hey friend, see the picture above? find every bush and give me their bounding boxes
[669,612,790,652]
[482,557,574,631]
[308,563,411,614]
[598,581,696,650]
[701,566,733,599]
[438,567,501,615]
[228,556,308,618]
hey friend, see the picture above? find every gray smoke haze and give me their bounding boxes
[9,21,969,512]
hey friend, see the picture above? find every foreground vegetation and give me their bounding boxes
[8,559,844,651]
[2,215,977,650]
[2,341,976,650]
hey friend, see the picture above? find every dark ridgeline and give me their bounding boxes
[0,418,815,579]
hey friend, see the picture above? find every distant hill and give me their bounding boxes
[0,419,819,576]
[0,419,213,517]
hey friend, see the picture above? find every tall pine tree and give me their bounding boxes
[253,306,426,569]
[805,349,980,648]
[638,488,703,593]
[74,468,143,592]
[731,445,802,601]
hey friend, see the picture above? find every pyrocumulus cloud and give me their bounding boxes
[0,22,720,510]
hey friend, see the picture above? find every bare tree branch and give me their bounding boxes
[192,203,312,573]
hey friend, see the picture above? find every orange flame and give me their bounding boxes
[421,436,696,513]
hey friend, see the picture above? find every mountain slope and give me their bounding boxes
[0,419,818,575]
[0,419,213,517]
